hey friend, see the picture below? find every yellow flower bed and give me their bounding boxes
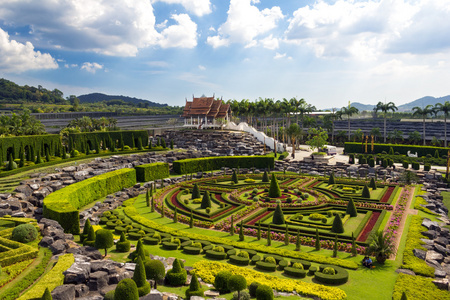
[192,261,347,300]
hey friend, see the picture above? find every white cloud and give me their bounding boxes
[207,0,283,48]
[369,59,429,76]
[260,35,279,50]
[0,0,200,56]
[156,20,168,29]
[198,65,206,70]
[284,0,450,59]
[0,27,58,73]
[81,62,104,73]
[158,14,197,48]
[154,0,211,17]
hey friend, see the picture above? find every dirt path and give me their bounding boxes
[389,186,418,260]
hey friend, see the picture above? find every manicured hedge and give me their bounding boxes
[251,255,261,265]
[143,237,160,245]
[17,253,74,300]
[135,162,169,182]
[392,273,450,300]
[0,236,39,267]
[256,261,277,272]
[69,130,148,152]
[229,255,250,266]
[290,259,311,270]
[123,199,358,269]
[183,246,202,255]
[43,168,137,234]
[162,242,178,250]
[0,134,61,162]
[344,142,449,157]
[173,155,275,174]
[314,264,349,285]
[284,267,307,278]
[205,250,227,260]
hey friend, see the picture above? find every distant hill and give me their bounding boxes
[77,93,167,107]
[349,102,375,112]
[0,78,66,104]
[397,96,450,112]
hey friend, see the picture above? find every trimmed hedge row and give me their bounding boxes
[69,130,148,152]
[284,267,307,278]
[392,273,450,300]
[229,255,250,266]
[135,162,169,182]
[43,168,137,234]
[17,253,74,300]
[0,236,38,267]
[0,134,61,162]
[314,264,349,285]
[173,155,275,174]
[205,250,227,260]
[255,261,277,272]
[344,142,449,157]
[123,199,358,269]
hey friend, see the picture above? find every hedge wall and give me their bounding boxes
[43,168,136,234]
[0,134,61,162]
[68,130,148,152]
[135,162,169,182]
[344,142,449,157]
[173,155,275,174]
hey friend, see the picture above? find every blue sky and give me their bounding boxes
[1,0,450,108]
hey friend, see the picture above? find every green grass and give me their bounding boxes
[441,191,450,218]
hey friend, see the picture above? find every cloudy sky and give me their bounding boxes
[0,0,449,108]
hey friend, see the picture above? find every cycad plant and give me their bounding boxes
[366,231,395,264]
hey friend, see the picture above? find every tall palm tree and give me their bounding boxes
[435,101,450,147]
[286,123,302,158]
[412,105,434,145]
[375,101,398,143]
[297,100,315,132]
[340,106,359,142]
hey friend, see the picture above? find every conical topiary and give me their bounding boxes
[185,273,204,299]
[315,228,321,250]
[400,291,408,300]
[362,184,371,198]
[328,172,335,185]
[331,214,344,233]
[272,203,285,225]
[231,169,238,184]
[369,177,377,190]
[189,211,194,228]
[42,287,52,300]
[133,257,150,296]
[230,215,234,236]
[201,191,211,209]
[81,219,91,242]
[346,198,357,217]
[262,170,269,183]
[351,232,357,256]
[174,207,178,223]
[192,184,201,199]
[239,221,244,241]
[295,229,301,251]
[269,174,281,198]
[257,221,261,240]
[267,225,271,246]
[284,226,289,245]
[333,235,338,257]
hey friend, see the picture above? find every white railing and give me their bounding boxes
[225,122,286,152]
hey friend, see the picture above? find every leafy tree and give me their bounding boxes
[412,105,435,145]
[272,203,285,225]
[346,198,357,217]
[269,174,281,198]
[408,130,422,145]
[375,101,398,143]
[435,101,450,147]
[340,106,359,141]
[95,229,114,257]
[331,214,344,234]
[306,127,328,153]
[144,259,165,288]
[214,271,232,294]
[228,275,247,300]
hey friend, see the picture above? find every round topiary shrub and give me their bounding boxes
[12,224,38,243]
[265,256,276,264]
[166,259,187,286]
[116,233,131,252]
[115,278,139,300]
[228,274,247,299]
[237,251,249,259]
[323,267,335,275]
[214,270,232,294]
[321,218,327,224]
[249,281,261,297]
[314,264,349,284]
[144,259,165,289]
[256,284,274,300]
[232,290,250,300]
[292,262,304,270]
[104,289,115,300]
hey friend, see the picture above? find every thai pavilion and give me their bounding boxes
[182,95,231,129]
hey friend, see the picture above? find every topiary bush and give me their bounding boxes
[133,257,150,296]
[272,203,285,225]
[331,214,344,234]
[116,232,131,252]
[412,162,420,170]
[144,259,165,288]
[228,274,247,300]
[424,164,431,171]
[95,229,114,256]
[232,291,250,300]
[269,174,281,198]
[115,278,139,300]
[323,267,335,275]
[185,273,204,300]
[256,284,274,300]
[345,198,357,217]
[362,184,371,198]
[166,258,187,286]
[11,223,38,243]
[249,281,261,297]
[215,270,232,294]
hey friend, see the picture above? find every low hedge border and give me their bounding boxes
[0,236,39,267]
[17,253,75,300]
[193,260,347,300]
[0,248,52,300]
[284,267,307,278]
[256,261,277,272]
[183,246,202,255]
[290,259,311,270]
[314,264,349,285]
[135,162,169,183]
[251,255,261,265]
[143,237,160,245]
[162,242,178,250]
[229,255,250,266]
[123,198,358,269]
[392,273,450,300]
[205,250,227,260]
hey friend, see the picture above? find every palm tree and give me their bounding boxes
[408,130,421,145]
[387,129,403,144]
[412,105,434,145]
[375,101,398,143]
[366,231,395,264]
[435,101,450,147]
[340,106,359,141]
[286,123,302,158]
[370,127,382,142]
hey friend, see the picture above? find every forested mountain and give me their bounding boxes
[77,93,167,107]
[0,78,67,104]
[397,96,450,112]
